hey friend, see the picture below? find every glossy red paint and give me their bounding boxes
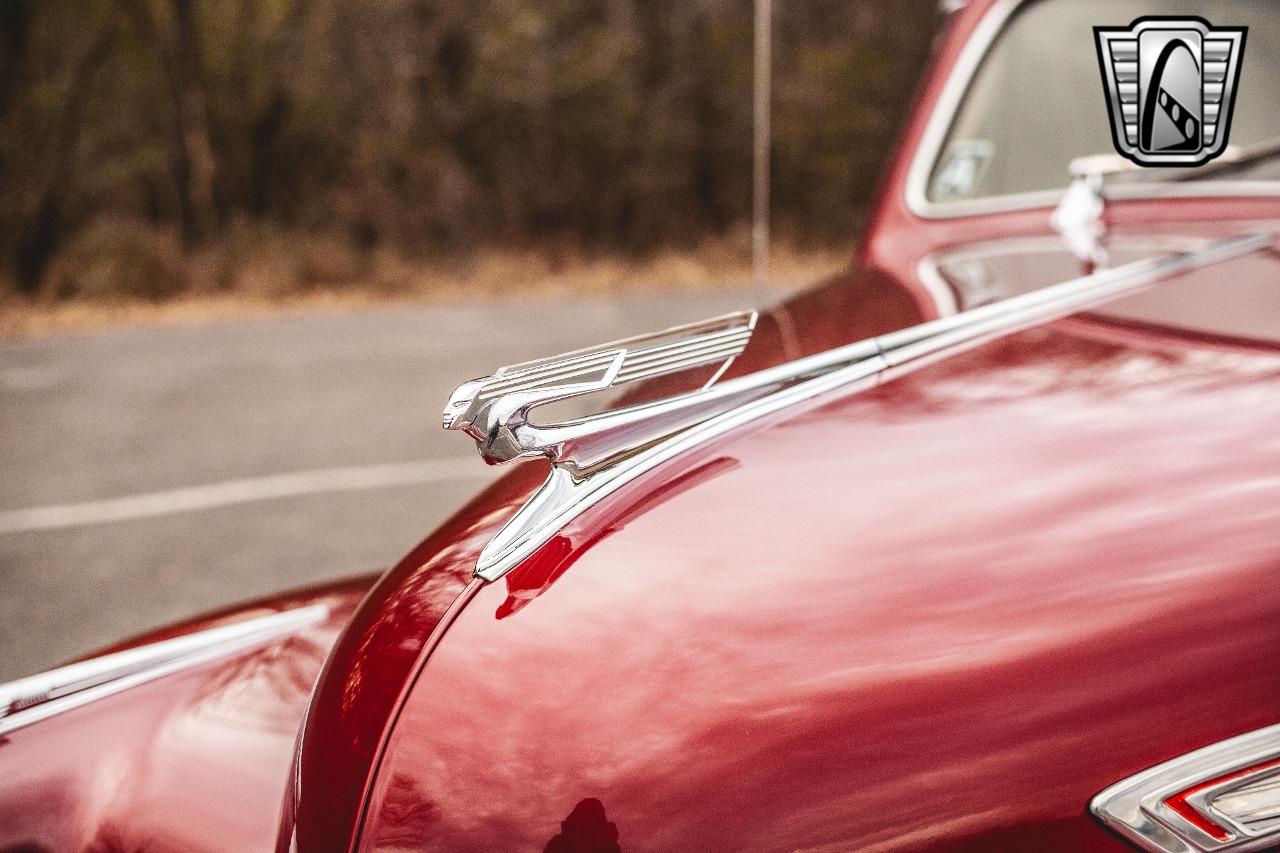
[10,0,1276,849]
[283,1,1280,850]
[0,576,374,852]
[344,262,1280,851]
[284,465,540,853]
[283,269,930,853]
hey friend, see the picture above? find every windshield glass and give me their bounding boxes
[926,0,1280,204]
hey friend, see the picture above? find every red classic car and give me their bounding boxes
[3,1,1280,851]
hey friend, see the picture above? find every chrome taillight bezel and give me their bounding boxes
[1092,723,1280,852]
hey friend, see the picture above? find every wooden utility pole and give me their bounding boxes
[752,0,772,299]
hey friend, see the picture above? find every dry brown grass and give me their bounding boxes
[1,241,849,338]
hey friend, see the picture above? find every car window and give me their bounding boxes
[926,0,1280,203]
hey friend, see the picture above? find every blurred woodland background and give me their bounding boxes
[0,0,938,308]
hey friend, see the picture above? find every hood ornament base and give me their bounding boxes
[445,232,1271,581]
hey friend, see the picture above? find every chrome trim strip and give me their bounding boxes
[0,604,329,735]
[916,232,1222,311]
[447,232,1271,581]
[903,0,1280,219]
[1184,768,1280,839]
[1091,722,1280,852]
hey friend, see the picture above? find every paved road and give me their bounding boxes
[0,291,755,680]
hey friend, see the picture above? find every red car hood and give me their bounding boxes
[294,250,1280,852]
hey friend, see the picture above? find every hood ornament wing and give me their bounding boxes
[444,232,1271,582]
[443,311,758,467]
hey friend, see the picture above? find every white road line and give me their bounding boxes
[0,459,497,534]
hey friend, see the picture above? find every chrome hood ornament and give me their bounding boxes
[445,232,1271,582]
[443,311,757,471]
